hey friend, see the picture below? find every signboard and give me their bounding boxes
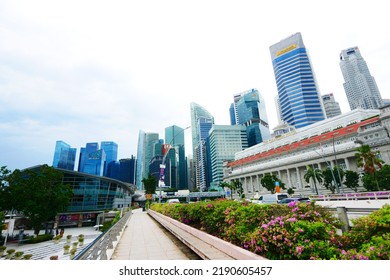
[276,44,297,57]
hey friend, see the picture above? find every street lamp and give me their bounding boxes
[158,126,190,203]
[332,136,344,193]
[313,148,339,194]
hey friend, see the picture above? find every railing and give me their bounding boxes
[74,210,132,260]
[310,191,390,201]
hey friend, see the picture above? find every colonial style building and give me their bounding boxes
[223,106,390,198]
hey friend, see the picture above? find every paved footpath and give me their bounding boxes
[111,208,201,260]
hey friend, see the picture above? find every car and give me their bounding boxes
[167,198,180,204]
[278,197,311,204]
[252,193,289,204]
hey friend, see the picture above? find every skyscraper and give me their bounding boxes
[231,89,271,147]
[101,141,118,176]
[196,117,213,191]
[165,125,187,189]
[135,130,159,190]
[270,32,325,129]
[190,102,214,190]
[322,93,342,118]
[52,140,76,171]
[339,46,383,110]
[209,125,248,187]
[78,142,106,176]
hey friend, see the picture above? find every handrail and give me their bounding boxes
[73,210,132,260]
[310,191,390,201]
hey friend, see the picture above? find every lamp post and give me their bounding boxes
[313,148,339,194]
[332,136,344,194]
[158,126,190,203]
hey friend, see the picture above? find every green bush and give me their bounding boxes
[25,234,53,244]
[150,200,390,260]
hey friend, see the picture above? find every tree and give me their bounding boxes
[362,164,390,191]
[322,166,344,194]
[0,166,12,211]
[304,166,323,195]
[7,165,73,235]
[142,174,157,195]
[260,173,286,194]
[219,180,243,199]
[355,144,384,191]
[232,180,244,199]
[344,170,360,192]
[219,181,233,199]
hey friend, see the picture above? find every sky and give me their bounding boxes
[1,0,389,171]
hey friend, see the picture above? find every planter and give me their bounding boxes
[14,252,24,260]
[63,245,70,254]
[5,249,15,259]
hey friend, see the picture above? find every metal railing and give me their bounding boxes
[73,210,132,260]
[310,191,390,201]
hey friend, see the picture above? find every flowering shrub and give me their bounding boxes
[338,205,390,259]
[150,200,390,260]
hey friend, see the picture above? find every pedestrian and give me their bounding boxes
[56,228,59,236]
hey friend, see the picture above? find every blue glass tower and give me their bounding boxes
[52,140,76,170]
[270,33,325,128]
[165,125,187,189]
[101,141,118,176]
[233,89,271,147]
[78,142,106,176]
[190,102,214,190]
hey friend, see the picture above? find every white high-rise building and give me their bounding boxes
[339,46,383,110]
[322,93,342,118]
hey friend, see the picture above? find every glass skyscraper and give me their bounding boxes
[232,89,271,147]
[339,46,383,110]
[78,142,106,176]
[101,141,118,176]
[190,102,214,190]
[196,117,213,191]
[52,140,76,171]
[135,130,159,190]
[270,32,325,129]
[165,125,187,189]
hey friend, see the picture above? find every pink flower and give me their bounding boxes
[296,245,304,255]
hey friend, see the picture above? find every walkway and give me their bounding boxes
[110,208,201,260]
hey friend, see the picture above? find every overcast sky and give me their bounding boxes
[1,0,389,171]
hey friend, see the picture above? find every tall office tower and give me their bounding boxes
[322,93,342,118]
[229,103,236,125]
[231,89,271,147]
[52,140,76,170]
[339,46,383,110]
[165,125,187,189]
[78,142,106,176]
[270,32,325,129]
[274,96,284,125]
[190,102,214,189]
[101,141,118,176]
[135,130,159,190]
[118,156,136,184]
[196,117,213,191]
[209,125,248,188]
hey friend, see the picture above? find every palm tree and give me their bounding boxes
[355,144,384,190]
[304,166,323,195]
